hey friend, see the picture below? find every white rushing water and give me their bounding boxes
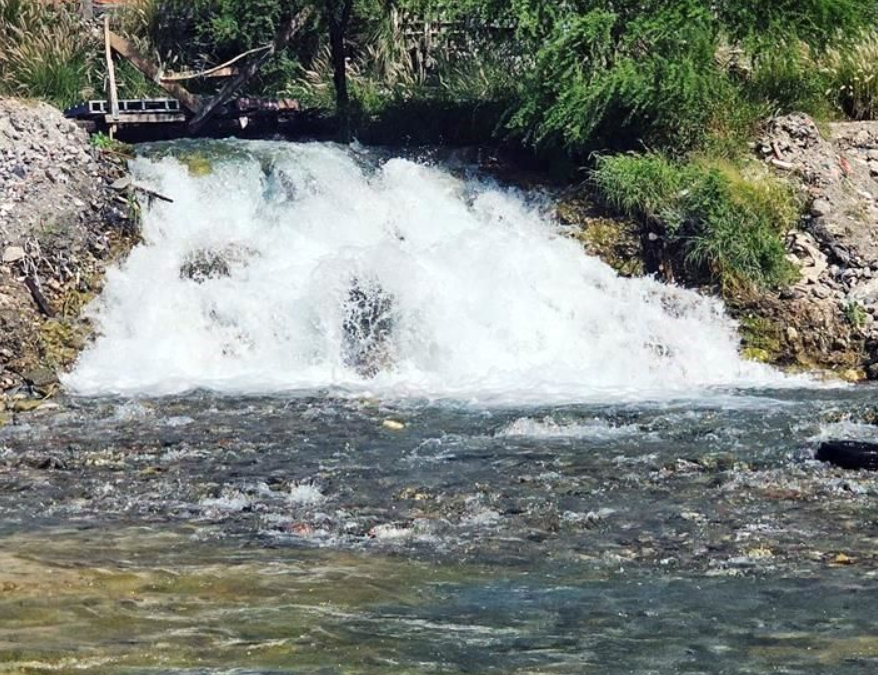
[67,140,787,401]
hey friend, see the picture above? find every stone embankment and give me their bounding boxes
[737,114,878,378]
[0,99,136,412]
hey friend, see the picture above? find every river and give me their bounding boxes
[1,141,877,674]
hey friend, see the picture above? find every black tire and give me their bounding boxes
[816,441,878,471]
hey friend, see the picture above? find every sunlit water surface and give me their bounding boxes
[2,388,878,674]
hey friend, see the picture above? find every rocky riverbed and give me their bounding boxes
[3,389,878,673]
[2,110,878,675]
[0,99,136,414]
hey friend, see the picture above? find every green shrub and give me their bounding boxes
[747,39,833,118]
[717,0,878,46]
[507,5,747,155]
[683,169,798,291]
[593,153,801,291]
[845,301,868,328]
[592,153,688,223]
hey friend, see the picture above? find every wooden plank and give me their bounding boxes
[104,16,119,127]
[103,112,186,124]
[188,7,311,133]
[108,32,201,113]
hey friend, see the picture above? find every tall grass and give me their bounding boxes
[0,0,97,109]
[824,30,878,120]
[747,39,833,118]
[593,153,801,291]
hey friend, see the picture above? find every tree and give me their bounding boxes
[325,0,355,138]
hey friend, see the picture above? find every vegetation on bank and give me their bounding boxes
[593,154,801,291]
[2,0,878,291]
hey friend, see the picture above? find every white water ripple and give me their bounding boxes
[67,141,790,402]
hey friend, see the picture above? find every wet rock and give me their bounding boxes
[30,454,69,471]
[22,367,57,389]
[817,440,878,471]
[180,250,232,283]
[9,398,43,413]
[342,278,394,378]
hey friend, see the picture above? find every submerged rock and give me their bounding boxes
[179,245,255,284]
[817,440,878,471]
[342,278,394,379]
[180,250,232,283]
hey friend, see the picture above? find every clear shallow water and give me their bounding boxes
[2,388,878,674]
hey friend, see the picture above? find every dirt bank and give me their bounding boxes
[0,99,137,412]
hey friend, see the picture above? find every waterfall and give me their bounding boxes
[66,140,785,401]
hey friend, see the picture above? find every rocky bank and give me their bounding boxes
[738,114,878,379]
[562,113,878,380]
[0,99,136,412]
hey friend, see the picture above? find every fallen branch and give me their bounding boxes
[108,32,201,113]
[188,8,312,133]
[160,46,270,82]
[111,176,174,203]
[24,276,54,318]
[135,184,174,203]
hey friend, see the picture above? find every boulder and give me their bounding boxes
[179,245,255,284]
[817,440,878,471]
[2,246,25,264]
[342,278,394,378]
[180,250,232,283]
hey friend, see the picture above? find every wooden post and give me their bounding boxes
[187,8,311,133]
[103,16,119,138]
[109,32,201,113]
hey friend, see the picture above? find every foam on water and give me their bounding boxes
[67,140,789,402]
[498,416,642,440]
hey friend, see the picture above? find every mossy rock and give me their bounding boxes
[739,315,784,360]
[557,196,594,227]
[177,152,213,177]
[840,368,868,383]
[742,347,772,363]
[60,288,97,319]
[9,399,44,413]
[574,217,646,277]
[39,318,91,370]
